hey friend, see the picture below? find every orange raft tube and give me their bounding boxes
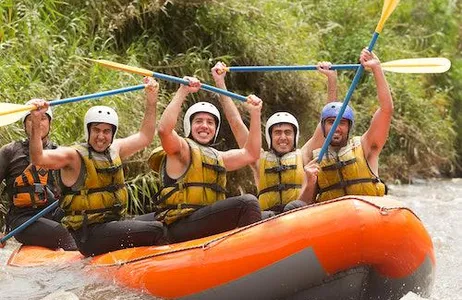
[8,195,435,299]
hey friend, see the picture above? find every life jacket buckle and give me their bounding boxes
[33,183,45,193]
[277,183,286,191]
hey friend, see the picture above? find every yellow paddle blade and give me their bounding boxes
[0,103,36,126]
[88,59,153,77]
[382,58,451,73]
[375,0,401,33]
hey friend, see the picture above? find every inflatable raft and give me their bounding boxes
[8,195,435,299]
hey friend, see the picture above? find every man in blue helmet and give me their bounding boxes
[299,49,393,203]
[211,61,338,217]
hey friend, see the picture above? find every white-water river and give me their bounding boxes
[1,179,460,299]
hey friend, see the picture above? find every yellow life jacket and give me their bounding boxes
[257,150,303,211]
[148,138,227,224]
[313,136,386,202]
[12,164,56,208]
[60,144,128,230]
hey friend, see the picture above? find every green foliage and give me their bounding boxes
[0,0,461,230]
[126,171,160,215]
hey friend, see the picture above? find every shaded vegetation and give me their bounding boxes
[1,0,461,228]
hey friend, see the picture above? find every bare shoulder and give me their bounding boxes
[109,139,123,153]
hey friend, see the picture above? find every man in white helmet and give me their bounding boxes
[28,77,167,257]
[211,61,337,217]
[0,100,77,250]
[148,76,262,243]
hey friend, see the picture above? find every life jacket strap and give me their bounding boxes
[319,177,381,194]
[155,182,227,205]
[321,158,357,171]
[258,183,302,196]
[264,164,297,173]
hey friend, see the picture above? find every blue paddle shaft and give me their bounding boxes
[49,84,146,107]
[317,32,379,163]
[151,72,248,102]
[228,64,360,72]
[0,201,59,244]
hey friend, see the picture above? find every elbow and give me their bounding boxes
[248,150,260,164]
[157,124,171,140]
[383,101,394,116]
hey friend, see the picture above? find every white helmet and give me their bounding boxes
[84,106,118,142]
[22,100,53,123]
[183,102,221,143]
[265,112,299,150]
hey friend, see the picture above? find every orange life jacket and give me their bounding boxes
[12,164,56,208]
[9,140,58,208]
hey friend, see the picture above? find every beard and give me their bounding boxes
[330,135,348,147]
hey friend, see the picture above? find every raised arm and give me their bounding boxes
[28,99,79,171]
[301,122,325,164]
[301,62,338,164]
[221,95,262,171]
[212,62,249,148]
[359,49,394,163]
[116,77,159,159]
[157,77,201,157]
[317,61,338,102]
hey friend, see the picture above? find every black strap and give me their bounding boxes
[321,158,357,171]
[154,182,227,205]
[13,184,46,194]
[62,183,126,196]
[202,162,226,173]
[319,178,381,194]
[258,183,302,196]
[264,164,297,174]
[95,165,122,174]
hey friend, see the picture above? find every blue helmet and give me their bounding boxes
[321,102,354,136]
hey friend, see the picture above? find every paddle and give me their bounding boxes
[0,201,59,248]
[223,58,451,74]
[87,59,248,102]
[317,0,400,163]
[0,84,146,127]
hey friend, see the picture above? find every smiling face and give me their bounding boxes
[270,123,295,154]
[88,122,114,152]
[190,112,217,145]
[323,117,350,147]
[24,114,50,140]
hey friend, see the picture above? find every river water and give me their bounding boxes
[0,179,460,300]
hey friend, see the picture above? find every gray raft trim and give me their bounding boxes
[181,251,434,300]
[181,247,326,300]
